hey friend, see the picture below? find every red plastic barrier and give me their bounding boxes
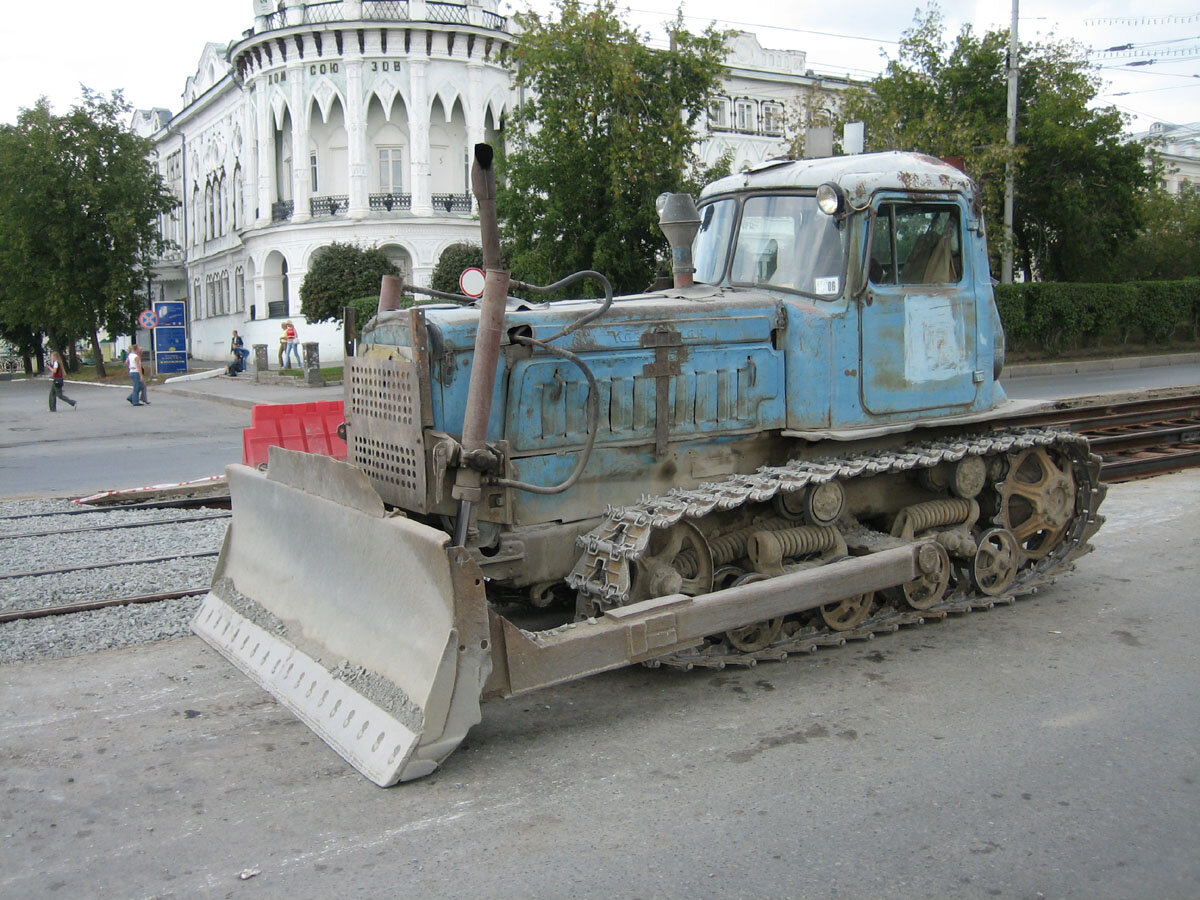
[242,400,347,467]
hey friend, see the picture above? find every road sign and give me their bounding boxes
[138,309,159,329]
[459,267,486,298]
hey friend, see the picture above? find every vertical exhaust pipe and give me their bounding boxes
[452,144,510,546]
[656,192,702,288]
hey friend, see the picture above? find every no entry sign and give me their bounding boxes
[459,267,486,298]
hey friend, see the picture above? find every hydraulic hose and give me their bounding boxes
[493,334,599,495]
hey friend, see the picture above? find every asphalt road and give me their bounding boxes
[0,376,246,498]
[1,470,1197,899]
[1002,362,1200,400]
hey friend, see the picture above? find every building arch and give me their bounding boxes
[377,242,413,284]
[309,96,348,197]
[368,93,411,197]
[429,96,469,196]
[309,76,346,124]
[262,249,291,318]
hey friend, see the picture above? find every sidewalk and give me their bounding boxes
[1004,351,1200,378]
[157,365,344,410]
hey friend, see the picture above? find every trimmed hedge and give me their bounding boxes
[994,280,1200,353]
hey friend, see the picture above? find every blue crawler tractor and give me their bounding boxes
[194,146,1105,785]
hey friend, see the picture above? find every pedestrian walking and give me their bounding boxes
[278,322,288,368]
[48,351,77,411]
[283,320,302,369]
[127,345,150,406]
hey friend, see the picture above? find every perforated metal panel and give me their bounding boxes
[346,355,430,511]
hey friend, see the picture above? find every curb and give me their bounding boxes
[155,384,258,410]
[1005,352,1200,379]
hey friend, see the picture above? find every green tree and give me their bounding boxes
[841,5,1153,282]
[499,0,728,295]
[1121,184,1200,282]
[0,91,176,376]
[299,242,401,325]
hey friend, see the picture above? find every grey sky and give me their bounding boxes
[2,0,1196,133]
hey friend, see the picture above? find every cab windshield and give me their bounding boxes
[692,194,847,300]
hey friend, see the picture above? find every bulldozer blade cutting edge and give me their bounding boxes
[191,448,492,786]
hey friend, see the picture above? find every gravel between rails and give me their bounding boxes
[0,499,225,664]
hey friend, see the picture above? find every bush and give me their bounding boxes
[993,279,1200,353]
[300,243,400,324]
[431,243,484,295]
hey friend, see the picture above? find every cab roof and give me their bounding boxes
[699,151,975,207]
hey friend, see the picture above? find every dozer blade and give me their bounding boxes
[191,448,491,786]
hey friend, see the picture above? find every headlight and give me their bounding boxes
[816,182,844,216]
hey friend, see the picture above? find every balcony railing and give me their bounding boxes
[253,1,505,32]
[271,200,294,222]
[310,194,350,216]
[427,1,470,24]
[362,0,410,19]
[432,192,472,213]
[305,1,344,22]
[370,192,412,211]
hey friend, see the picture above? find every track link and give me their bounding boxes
[567,428,1106,668]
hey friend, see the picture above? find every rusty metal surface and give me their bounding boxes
[700,151,974,207]
[492,544,921,697]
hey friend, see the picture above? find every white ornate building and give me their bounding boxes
[135,5,856,363]
[700,32,856,172]
[1129,121,1200,194]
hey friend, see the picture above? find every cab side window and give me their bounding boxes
[870,203,963,285]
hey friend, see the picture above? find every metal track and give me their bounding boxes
[1005,392,1200,483]
[0,512,230,542]
[0,588,210,624]
[567,429,1105,669]
[0,550,221,581]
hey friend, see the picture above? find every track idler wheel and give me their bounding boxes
[970,527,1020,596]
[723,572,784,652]
[899,541,951,610]
[631,520,714,601]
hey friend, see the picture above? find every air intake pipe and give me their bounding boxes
[656,192,702,288]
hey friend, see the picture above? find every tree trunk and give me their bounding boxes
[68,343,80,372]
[90,330,107,378]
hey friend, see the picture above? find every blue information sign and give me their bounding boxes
[154,301,186,327]
[154,302,189,374]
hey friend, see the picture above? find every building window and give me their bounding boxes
[736,99,757,134]
[310,152,319,193]
[378,147,403,192]
[708,97,731,130]
[761,102,784,136]
[192,279,202,320]
[206,277,216,317]
[235,267,245,312]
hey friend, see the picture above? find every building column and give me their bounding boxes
[255,82,275,227]
[346,57,369,217]
[242,94,256,226]
[290,62,312,222]
[409,57,432,215]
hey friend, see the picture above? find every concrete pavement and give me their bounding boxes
[2,470,1197,899]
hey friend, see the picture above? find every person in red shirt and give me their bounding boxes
[48,351,77,411]
[283,320,301,369]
